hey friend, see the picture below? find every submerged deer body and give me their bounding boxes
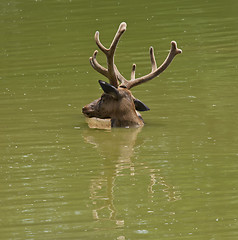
[82,22,182,128]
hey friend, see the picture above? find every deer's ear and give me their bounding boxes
[98,80,120,99]
[134,99,150,111]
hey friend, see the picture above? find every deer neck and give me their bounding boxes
[111,109,144,128]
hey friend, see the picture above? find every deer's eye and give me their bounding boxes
[100,95,107,103]
[98,95,106,108]
[98,98,103,109]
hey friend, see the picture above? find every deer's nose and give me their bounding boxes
[82,106,89,114]
[82,105,95,118]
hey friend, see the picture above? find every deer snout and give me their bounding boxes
[82,105,92,117]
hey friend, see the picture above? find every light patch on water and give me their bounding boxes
[135,229,149,234]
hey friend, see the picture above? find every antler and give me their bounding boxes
[89,22,182,89]
[122,41,182,89]
[89,22,127,88]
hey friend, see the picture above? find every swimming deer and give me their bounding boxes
[82,22,182,128]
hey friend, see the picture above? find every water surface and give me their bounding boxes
[0,0,238,239]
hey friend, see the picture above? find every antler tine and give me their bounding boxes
[89,50,109,78]
[131,64,136,80]
[109,22,127,55]
[150,47,157,71]
[90,22,127,88]
[118,63,136,87]
[125,41,182,89]
[95,31,108,54]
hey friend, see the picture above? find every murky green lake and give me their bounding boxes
[1,0,238,239]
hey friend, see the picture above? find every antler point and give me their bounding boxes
[171,41,177,47]
[149,46,154,52]
[95,31,99,38]
[119,22,127,32]
[171,41,182,54]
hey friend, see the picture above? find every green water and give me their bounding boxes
[1,0,238,239]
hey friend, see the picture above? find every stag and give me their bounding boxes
[82,22,182,128]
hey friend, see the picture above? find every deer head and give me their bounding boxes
[82,22,182,128]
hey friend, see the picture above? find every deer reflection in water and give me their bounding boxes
[82,128,181,233]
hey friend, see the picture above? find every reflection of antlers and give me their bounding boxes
[148,169,181,202]
[90,177,116,220]
[89,22,182,89]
